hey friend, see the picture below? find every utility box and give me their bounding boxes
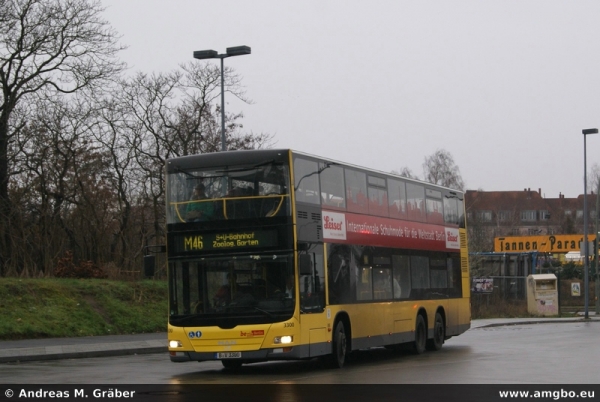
[526,274,558,316]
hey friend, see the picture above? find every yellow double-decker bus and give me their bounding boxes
[166,149,470,369]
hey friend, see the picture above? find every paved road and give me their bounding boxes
[1,316,597,364]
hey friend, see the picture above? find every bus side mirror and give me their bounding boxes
[144,255,156,278]
[299,254,312,276]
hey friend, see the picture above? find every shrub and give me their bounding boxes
[556,262,582,280]
[54,251,107,279]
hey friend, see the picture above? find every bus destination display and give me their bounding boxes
[174,230,278,252]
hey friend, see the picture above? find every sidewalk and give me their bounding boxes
[0,332,167,363]
[1,316,598,363]
[470,314,599,329]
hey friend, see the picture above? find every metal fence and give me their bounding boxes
[471,276,527,300]
[470,275,599,316]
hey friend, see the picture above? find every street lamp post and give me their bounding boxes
[193,46,251,152]
[582,128,598,319]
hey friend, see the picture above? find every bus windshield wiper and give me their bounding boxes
[251,306,275,319]
[227,305,275,319]
[169,314,197,323]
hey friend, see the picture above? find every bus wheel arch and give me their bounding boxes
[426,308,445,351]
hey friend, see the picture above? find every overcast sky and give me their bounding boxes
[102,0,600,198]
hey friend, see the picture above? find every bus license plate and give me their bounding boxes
[217,352,241,359]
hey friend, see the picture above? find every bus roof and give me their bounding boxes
[291,149,464,195]
[166,149,291,172]
[166,148,464,195]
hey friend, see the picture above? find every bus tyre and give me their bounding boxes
[331,321,347,368]
[413,314,426,354]
[221,360,242,370]
[426,312,445,351]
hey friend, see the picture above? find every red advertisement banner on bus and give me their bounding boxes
[322,210,460,252]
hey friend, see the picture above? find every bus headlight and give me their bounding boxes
[274,336,293,344]
[169,340,182,348]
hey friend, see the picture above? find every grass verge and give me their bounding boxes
[0,278,167,340]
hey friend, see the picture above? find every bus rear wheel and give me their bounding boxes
[330,321,347,368]
[413,314,426,354]
[426,312,445,351]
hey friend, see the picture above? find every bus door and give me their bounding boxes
[298,244,328,357]
[356,260,389,343]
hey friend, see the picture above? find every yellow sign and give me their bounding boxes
[494,235,595,253]
[184,235,204,251]
[174,230,278,253]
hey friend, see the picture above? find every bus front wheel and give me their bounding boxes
[413,314,426,354]
[331,321,347,368]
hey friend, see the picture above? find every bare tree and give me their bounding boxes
[2,11,274,276]
[392,167,419,180]
[12,94,116,276]
[588,164,600,253]
[422,149,465,191]
[589,163,600,194]
[0,0,125,275]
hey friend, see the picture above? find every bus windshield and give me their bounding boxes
[169,253,295,327]
[167,162,290,224]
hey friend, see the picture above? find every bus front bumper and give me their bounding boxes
[169,344,313,363]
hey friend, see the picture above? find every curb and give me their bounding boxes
[0,347,167,364]
[472,317,600,329]
[0,340,167,364]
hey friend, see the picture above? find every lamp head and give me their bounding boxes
[226,46,251,56]
[193,50,218,60]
